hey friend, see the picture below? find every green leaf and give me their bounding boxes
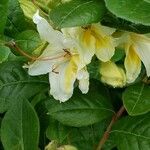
[69,121,113,150]
[102,13,150,34]
[111,48,125,62]
[0,46,10,62]
[111,114,150,150]
[46,118,114,150]
[0,61,49,113]
[0,0,9,34]
[15,30,43,54]
[49,0,106,28]
[1,97,39,150]
[4,0,31,37]
[123,83,150,116]
[46,117,70,144]
[104,0,150,26]
[46,80,114,127]
[144,0,150,3]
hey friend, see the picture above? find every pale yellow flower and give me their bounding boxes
[99,61,126,87]
[28,11,89,102]
[62,24,116,63]
[118,33,150,83]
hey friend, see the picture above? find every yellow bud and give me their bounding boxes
[99,61,126,87]
[45,141,58,150]
[58,145,78,150]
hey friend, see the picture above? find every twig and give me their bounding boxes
[5,41,67,61]
[96,106,125,150]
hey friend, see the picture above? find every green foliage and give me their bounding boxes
[1,97,39,150]
[105,0,150,26]
[4,0,32,37]
[0,61,49,113]
[46,80,114,127]
[15,30,43,54]
[0,0,9,34]
[111,114,150,150]
[0,46,10,63]
[49,0,106,28]
[0,1,150,150]
[123,83,150,116]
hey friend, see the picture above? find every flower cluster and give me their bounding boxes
[27,11,150,102]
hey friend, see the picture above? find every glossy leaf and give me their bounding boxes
[4,0,29,37]
[111,114,150,150]
[123,83,150,116]
[0,61,49,113]
[1,97,39,150]
[49,0,106,28]
[46,80,114,127]
[105,0,150,26]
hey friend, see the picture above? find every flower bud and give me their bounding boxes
[58,145,78,150]
[99,61,126,87]
[45,141,58,150]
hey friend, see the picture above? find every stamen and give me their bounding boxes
[52,65,59,74]
[63,49,72,57]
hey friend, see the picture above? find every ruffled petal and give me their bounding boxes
[124,44,141,83]
[95,36,115,62]
[100,61,126,87]
[33,10,65,47]
[77,68,89,94]
[133,35,150,76]
[49,63,74,102]
[92,24,115,37]
[62,27,95,64]
[49,55,79,102]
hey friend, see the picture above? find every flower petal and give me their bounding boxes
[125,44,141,83]
[49,64,73,102]
[77,68,89,94]
[95,36,115,62]
[62,27,95,64]
[133,35,150,76]
[49,56,79,102]
[33,10,64,47]
[28,44,65,75]
[100,61,126,87]
[92,24,115,37]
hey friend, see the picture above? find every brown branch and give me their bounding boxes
[5,41,67,62]
[5,41,37,61]
[96,106,125,150]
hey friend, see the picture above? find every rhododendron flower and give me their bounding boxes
[118,33,150,83]
[62,24,116,63]
[28,11,90,102]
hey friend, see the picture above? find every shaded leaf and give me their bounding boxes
[1,97,39,150]
[0,0,9,34]
[0,61,49,113]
